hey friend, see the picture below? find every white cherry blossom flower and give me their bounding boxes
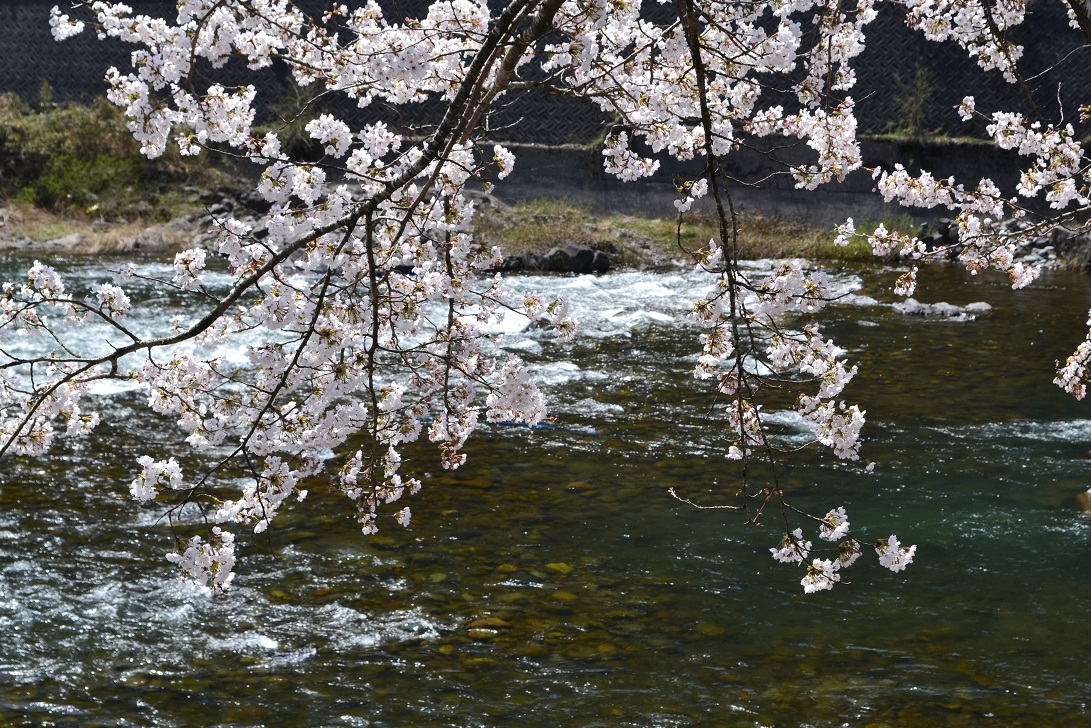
[801,559,841,593]
[876,535,917,572]
[819,506,850,541]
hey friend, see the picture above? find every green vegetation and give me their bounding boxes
[887,66,937,141]
[0,87,234,221]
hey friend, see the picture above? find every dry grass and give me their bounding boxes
[2,202,81,242]
[0,200,199,254]
[473,197,883,265]
[0,178,905,262]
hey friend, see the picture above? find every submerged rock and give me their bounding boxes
[1076,489,1091,513]
[893,298,992,318]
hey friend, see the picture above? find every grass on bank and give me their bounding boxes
[474,197,886,265]
[0,201,202,253]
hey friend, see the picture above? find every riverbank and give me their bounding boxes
[1,136,1088,271]
[0,95,935,264]
[0,187,873,266]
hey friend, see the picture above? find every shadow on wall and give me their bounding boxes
[492,138,1024,228]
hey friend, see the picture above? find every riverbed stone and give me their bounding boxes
[694,622,728,637]
[562,643,600,660]
[543,243,591,273]
[893,298,992,318]
[533,243,612,274]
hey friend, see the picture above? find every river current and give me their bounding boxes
[1,254,1090,726]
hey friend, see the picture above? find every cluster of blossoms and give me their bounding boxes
[130,456,183,501]
[23,0,1091,595]
[771,508,915,593]
[904,0,1026,82]
[165,527,237,595]
[853,103,1089,292]
[684,229,884,590]
[1055,309,1091,399]
[0,261,115,455]
[690,252,867,468]
[18,0,584,592]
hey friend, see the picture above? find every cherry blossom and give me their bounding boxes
[130,456,183,502]
[819,507,850,542]
[770,528,811,564]
[801,559,841,593]
[15,0,1087,592]
[876,535,918,573]
[165,527,237,594]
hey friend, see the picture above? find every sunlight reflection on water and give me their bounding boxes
[1,255,1091,725]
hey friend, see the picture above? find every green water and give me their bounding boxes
[2,257,1091,726]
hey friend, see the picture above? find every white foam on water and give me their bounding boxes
[215,632,280,653]
[500,338,542,356]
[931,419,1091,444]
[85,379,141,396]
[569,397,625,416]
[528,360,583,387]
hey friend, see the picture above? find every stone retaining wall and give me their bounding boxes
[4,0,1091,144]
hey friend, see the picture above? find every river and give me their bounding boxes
[1,254,1090,726]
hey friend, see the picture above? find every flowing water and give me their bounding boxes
[2,253,1091,726]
